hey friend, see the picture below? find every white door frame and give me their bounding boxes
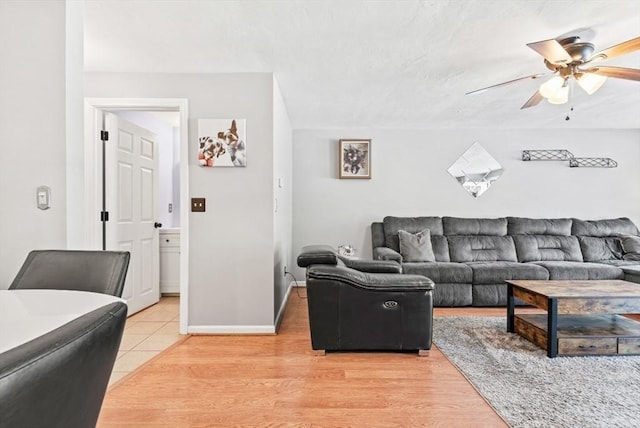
[84,98,189,334]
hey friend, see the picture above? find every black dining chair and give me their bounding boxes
[9,250,130,297]
[0,301,128,428]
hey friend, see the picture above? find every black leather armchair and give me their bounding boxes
[0,301,127,428]
[297,245,435,355]
[9,250,130,297]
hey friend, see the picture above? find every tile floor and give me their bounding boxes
[108,296,182,387]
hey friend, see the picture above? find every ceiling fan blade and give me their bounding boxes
[526,39,573,65]
[583,66,640,81]
[520,91,544,109]
[588,37,640,63]
[466,73,546,95]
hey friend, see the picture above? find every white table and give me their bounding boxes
[0,289,124,354]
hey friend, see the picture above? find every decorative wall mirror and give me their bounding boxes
[447,142,503,198]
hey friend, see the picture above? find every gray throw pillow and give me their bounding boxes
[620,235,640,261]
[398,229,435,262]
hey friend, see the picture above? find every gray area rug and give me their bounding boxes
[433,316,640,428]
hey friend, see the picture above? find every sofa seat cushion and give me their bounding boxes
[532,261,624,280]
[622,266,640,285]
[467,261,549,285]
[621,266,640,276]
[402,262,472,284]
[593,259,640,267]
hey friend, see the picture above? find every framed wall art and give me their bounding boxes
[197,118,247,167]
[339,139,371,179]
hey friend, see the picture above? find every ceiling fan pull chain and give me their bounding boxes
[565,80,575,121]
[565,105,574,121]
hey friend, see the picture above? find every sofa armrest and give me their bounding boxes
[373,247,403,263]
[341,258,402,274]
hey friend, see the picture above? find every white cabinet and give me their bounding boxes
[159,228,180,294]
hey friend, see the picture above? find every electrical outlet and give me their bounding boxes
[283,265,287,277]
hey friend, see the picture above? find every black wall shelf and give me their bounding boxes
[522,149,617,168]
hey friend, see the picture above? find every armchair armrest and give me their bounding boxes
[341,258,402,274]
[307,265,433,292]
[373,247,403,264]
[297,245,338,267]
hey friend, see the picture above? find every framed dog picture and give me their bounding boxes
[339,139,371,179]
[197,119,247,167]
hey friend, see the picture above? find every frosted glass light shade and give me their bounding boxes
[539,76,566,99]
[578,73,607,95]
[547,84,569,104]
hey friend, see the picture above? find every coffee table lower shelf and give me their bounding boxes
[514,314,640,356]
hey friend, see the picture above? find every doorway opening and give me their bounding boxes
[84,98,189,334]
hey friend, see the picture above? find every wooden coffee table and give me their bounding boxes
[506,280,640,357]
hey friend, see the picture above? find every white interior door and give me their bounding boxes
[104,112,160,315]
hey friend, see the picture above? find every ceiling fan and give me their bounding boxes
[466,35,640,109]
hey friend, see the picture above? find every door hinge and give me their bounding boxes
[100,211,109,222]
[100,130,109,141]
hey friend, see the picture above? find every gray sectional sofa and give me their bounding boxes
[371,216,640,307]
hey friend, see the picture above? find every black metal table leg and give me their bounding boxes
[507,283,515,333]
[547,297,558,358]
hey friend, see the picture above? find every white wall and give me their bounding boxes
[0,1,67,287]
[85,72,277,329]
[291,128,640,278]
[273,78,293,325]
[115,111,180,228]
[65,0,85,249]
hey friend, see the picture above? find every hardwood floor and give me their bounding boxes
[98,291,511,427]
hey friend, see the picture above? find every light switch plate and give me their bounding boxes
[37,186,50,210]
[191,198,205,212]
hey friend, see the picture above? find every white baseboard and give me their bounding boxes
[188,325,276,334]
[274,282,293,332]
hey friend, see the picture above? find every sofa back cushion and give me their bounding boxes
[578,236,624,261]
[508,217,572,236]
[371,222,385,248]
[430,235,450,262]
[382,216,449,261]
[513,235,583,262]
[620,235,640,261]
[572,218,639,237]
[443,217,507,236]
[448,236,517,262]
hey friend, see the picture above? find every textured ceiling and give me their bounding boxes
[84,0,640,129]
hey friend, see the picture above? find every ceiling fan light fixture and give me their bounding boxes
[577,73,607,94]
[547,91,569,104]
[539,76,566,99]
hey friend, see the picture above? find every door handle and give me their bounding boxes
[154,222,163,229]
